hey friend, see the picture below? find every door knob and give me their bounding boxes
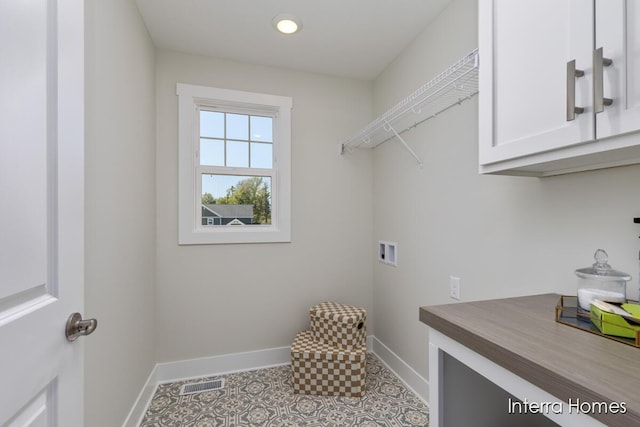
[65,312,98,342]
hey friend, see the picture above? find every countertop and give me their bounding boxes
[420,293,640,427]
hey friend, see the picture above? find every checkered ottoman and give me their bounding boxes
[290,330,366,397]
[309,301,366,350]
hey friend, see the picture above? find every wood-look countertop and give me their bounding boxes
[419,293,640,427]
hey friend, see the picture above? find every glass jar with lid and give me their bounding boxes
[575,249,631,312]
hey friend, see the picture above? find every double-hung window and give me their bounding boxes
[177,83,292,244]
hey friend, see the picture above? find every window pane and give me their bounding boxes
[200,111,224,138]
[200,138,224,166]
[250,142,273,168]
[226,113,248,140]
[227,140,249,167]
[201,174,272,225]
[250,116,273,142]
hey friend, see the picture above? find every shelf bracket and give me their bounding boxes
[383,120,423,167]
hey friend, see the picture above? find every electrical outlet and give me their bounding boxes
[450,276,461,300]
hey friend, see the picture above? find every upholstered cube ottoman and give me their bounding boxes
[309,301,366,350]
[290,330,366,397]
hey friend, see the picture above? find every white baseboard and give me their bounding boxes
[370,336,430,404]
[155,345,292,384]
[122,367,158,427]
[122,344,293,427]
[121,335,427,426]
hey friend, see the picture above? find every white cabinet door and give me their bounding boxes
[479,0,595,166]
[595,0,640,140]
[0,0,85,426]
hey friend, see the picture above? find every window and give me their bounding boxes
[177,83,292,244]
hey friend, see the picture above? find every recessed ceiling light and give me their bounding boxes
[273,14,302,35]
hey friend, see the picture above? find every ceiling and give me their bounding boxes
[135,0,451,81]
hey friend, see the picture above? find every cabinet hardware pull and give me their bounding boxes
[566,60,585,121]
[594,47,613,113]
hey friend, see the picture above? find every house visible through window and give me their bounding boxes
[177,83,292,244]
[199,109,273,226]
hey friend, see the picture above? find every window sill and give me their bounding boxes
[178,225,291,245]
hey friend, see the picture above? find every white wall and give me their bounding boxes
[372,0,640,381]
[84,0,157,425]
[154,50,374,363]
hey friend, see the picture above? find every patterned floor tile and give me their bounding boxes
[140,354,428,427]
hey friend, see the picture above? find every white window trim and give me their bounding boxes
[177,83,292,244]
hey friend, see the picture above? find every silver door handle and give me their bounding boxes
[566,59,585,121]
[594,47,613,113]
[65,312,98,341]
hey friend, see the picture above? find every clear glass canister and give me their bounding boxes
[575,249,631,311]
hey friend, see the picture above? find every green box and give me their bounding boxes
[590,305,640,339]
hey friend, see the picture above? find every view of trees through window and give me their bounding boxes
[199,109,274,226]
[202,175,271,225]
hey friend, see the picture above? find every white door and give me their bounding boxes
[0,0,86,426]
[595,0,640,140]
[478,0,595,166]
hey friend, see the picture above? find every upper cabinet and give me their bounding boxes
[595,1,640,140]
[479,0,640,176]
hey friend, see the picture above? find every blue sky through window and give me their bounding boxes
[200,110,273,175]
[200,110,274,199]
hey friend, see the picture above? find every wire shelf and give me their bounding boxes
[340,49,479,160]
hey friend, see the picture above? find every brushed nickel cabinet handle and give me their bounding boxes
[567,59,585,121]
[594,47,613,113]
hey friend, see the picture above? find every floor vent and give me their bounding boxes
[180,379,225,395]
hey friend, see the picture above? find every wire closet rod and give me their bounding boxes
[377,90,479,148]
[340,49,479,165]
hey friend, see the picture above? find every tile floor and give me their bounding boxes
[140,353,429,426]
